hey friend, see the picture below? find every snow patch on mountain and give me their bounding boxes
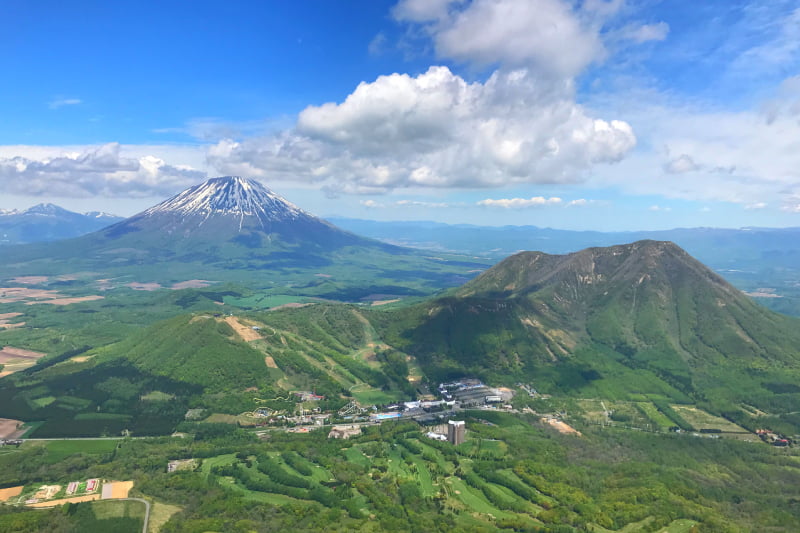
[141,176,309,225]
[85,211,120,219]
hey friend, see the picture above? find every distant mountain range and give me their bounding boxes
[329,217,800,315]
[328,216,800,267]
[0,177,485,300]
[0,203,122,244]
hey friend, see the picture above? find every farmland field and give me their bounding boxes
[44,439,118,463]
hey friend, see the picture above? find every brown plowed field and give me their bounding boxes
[0,418,25,438]
[0,486,23,502]
[27,494,101,507]
[27,295,104,305]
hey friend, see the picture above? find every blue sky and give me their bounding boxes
[1,0,799,230]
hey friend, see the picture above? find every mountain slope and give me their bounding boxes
[0,203,122,244]
[101,176,369,250]
[376,240,800,418]
[0,177,487,298]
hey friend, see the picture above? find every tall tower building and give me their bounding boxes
[448,420,465,445]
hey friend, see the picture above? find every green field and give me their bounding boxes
[200,453,238,475]
[637,401,676,430]
[350,387,402,406]
[44,439,118,463]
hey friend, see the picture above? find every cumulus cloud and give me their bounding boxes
[0,143,205,198]
[48,98,82,110]
[587,73,800,208]
[393,0,605,79]
[478,196,562,208]
[209,67,635,192]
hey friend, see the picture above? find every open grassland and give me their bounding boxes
[147,501,182,533]
[44,439,118,463]
[671,405,749,432]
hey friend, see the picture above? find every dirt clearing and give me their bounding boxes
[0,486,23,502]
[265,356,278,369]
[0,346,47,361]
[27,494,101,507]
[225,316,262,341]
[102,481,134,499]
[27,295,104,305]
[371,299,401,306]
[0,347,47,377]
[0,312,24,329]
[0,287,60,302]
[541,417,582,436]
[0,418,25,439]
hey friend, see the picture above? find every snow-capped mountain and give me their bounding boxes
[101,176,374,250]
[0,177,481,298]
[85,211,120,220]
[141,176,307,222]
[0,203,123,245]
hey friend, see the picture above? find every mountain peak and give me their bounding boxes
[141,176,307,223]
[24,203,73,216]
[458,239,728,301]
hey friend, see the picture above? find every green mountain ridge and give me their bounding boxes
[376,240,800,426]
[3,239,800,437]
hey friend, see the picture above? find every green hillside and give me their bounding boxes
[373,241,800,431]
[98,315,270,391]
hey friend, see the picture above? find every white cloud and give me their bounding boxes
[745,202,768,210]
[664,154,700,174]
[478,196,562,208]
[585,74,800,208]
[566,198,591,207]
[368,33,388,56]
[0,143,205,198]
[210,66,635,192]
[618,22,670,44]
[395,199,450,208]
[360,199,385,208]
[649,205,671,212]
[392,0,461,22]
[48,98,82,110]
[394,0,605,79]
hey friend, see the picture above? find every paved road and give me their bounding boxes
[121,498,151,533]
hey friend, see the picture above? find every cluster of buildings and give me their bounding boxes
[438,379,513,407]
[756,429,792,447]
[294,391,325,401]
[328,425,362,439]
[425,420,466,445]
[65,478,99,495]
